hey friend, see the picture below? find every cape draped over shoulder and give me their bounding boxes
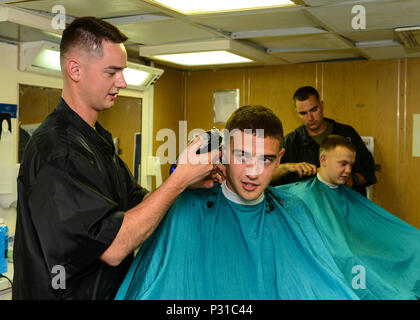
[115,184,359,300]
[276,176,420,300]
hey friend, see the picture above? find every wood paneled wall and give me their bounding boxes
[19,85,61,124]
[405,59,420,227]
[158,58,419,228]
[322,60,400,218]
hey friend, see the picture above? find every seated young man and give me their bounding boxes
[277,134,420,300]
[115,106,359,300]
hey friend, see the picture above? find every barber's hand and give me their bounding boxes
[288,162,317,177]
[345,174,354,188]
[188,163,226,190]
[172,137,224,189]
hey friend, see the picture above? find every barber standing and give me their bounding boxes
[271,86,376,196]
[12,16,223,300]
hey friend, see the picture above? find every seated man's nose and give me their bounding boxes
[245,164,263,176]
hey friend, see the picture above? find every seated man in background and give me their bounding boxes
[276,135,420,300]
[115,106,359,300]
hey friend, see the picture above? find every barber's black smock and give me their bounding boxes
[272,118,377,196]
[13,98,148,299]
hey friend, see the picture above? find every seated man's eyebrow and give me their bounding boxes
[233,150,277,160]
[233,149,248,155]
[104,65,127,71]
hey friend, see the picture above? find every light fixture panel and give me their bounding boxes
[19,41,62,77]
[32,48,61,71]
[151,0,295,15]
[154,51,253,66]
[139,39,281,68]
[124,62,164,91]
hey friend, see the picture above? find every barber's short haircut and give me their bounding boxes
[319,134,356,154]
[60,16,128,62]
[225,105,283,144]
[293,86,320,105]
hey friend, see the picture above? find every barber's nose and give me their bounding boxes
[117,72,127,89]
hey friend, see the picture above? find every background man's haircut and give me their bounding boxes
[293,86,320,104]
[60,16,128,61]
[319,134,357,154]
[225,105,284,143]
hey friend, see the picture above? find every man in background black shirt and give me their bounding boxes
[271,86,376,196]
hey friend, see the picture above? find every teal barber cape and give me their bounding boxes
[115,184,358,300]
[276,176,420,300]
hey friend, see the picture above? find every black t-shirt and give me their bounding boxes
[272,118,377,196]
[13,98,148,299]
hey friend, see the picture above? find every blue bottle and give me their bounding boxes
[0,218,8,274]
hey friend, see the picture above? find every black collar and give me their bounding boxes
[295,117,336,146]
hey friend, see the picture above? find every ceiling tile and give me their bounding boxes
[119,20,219,45]
[272,49,361,63]
[10,0,159,18]
[359,45,420,59]
[253,33,351,50]
[186,8,317,33]
[307,0,420,33]
[341,28,399,42]
[302,0,364,6]
[0,21,19,42]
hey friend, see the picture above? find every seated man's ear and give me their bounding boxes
[278,148,285,163]
[319,152,327,166]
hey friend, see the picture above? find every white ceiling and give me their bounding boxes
[1,0,420,69]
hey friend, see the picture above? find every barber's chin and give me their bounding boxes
[104,98,116,108]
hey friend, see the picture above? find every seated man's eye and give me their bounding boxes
[234,153,253,163]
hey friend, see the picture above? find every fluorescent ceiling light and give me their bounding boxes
[152,0,295,14]
[31,49,61,71]
[139,39,282,68]
[124,62,164,90]
[123,67,151,86]
[19,41,62,77]
[154,51,253,66]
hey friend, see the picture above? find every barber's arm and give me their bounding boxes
[272,162,317,181]
[271,133,317,184]
[345,172,367,188]
[100,138,224,266]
